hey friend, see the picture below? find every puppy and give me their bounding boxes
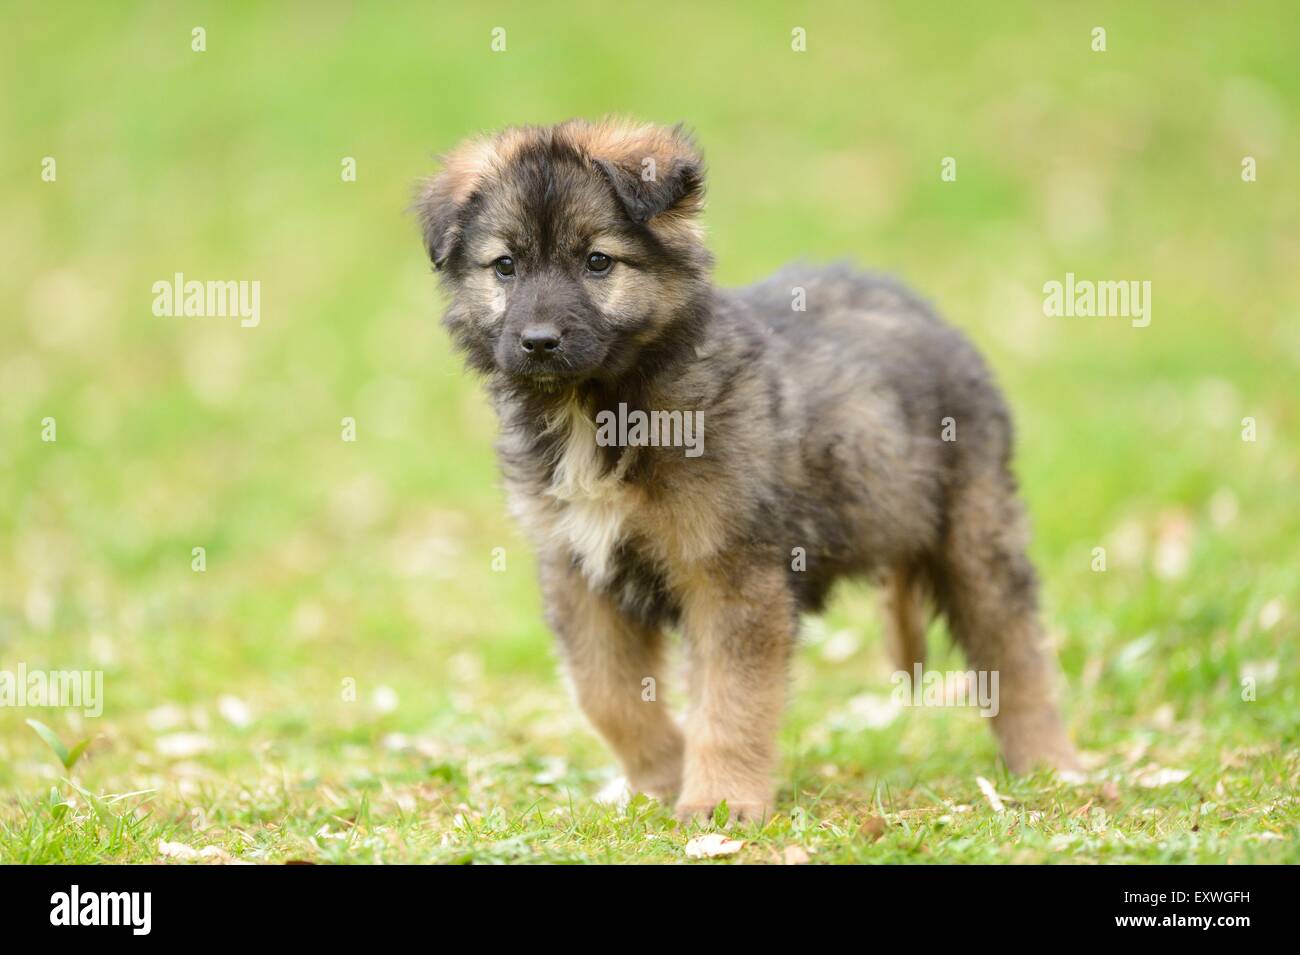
[417,119,1077,822]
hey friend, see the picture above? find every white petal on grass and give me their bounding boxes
[1135,767,1191,788]
[1116,634,1156,672]
[217,695,253,728]
[155,733,213,758]
[1258,598,1284,631]
[685,833,744,859]
[976,776,1006,813]
[820,628,860,663]
[530,756,568,786]
[826,693,901,732]
[146,704,187,732]
[381,732,410,752]
[371,685,399,714]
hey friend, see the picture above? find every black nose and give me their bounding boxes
[519,327,562,355]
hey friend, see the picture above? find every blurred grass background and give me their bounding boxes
[0,1,1296,862]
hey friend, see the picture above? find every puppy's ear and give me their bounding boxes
[582,121,705,226]
[415,137,498,269]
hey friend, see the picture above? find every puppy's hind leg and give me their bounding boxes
[881,564,929,672]
[933,471,1079,773]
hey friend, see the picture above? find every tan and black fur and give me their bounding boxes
[417,119,1078,822]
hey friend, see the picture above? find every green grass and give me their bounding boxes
[1,1,1297,864]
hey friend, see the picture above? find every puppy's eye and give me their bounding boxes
[585,252,612,273]
[492,256,515,277]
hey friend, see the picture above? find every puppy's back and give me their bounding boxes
[722,263,1013,467]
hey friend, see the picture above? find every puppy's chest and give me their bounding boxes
[544,460,641,588]
[505,405,648,585]
[506,407,717,608]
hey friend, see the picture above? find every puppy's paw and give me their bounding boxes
[996,714,1081,775]
[627,770,681,806]
[1006,743,1081,775]
[674,796,773,826]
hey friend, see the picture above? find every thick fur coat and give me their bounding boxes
[418,119,1077,821]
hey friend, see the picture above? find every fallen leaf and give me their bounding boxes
[158,841,199,860]
[976,776,1006,813]
[861,815,888,841]
[684,833,744,859]
[1135,766,1191,788]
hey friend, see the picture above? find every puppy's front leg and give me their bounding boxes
[676,565,795,824]
[542,559,684,803]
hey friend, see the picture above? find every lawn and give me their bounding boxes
[0,1,1296,863]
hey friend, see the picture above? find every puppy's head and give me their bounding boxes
[417,119,712,392]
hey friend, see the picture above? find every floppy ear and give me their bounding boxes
[416,137,497,269]
[584,122,705,225]
[416,175,460,269]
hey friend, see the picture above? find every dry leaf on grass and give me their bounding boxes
[158,840,198,860]
[861,815,888,841]
[975,776,1006,813]
[158,841,240,863]
[1134,766,1191,788]
[684,833,744,859]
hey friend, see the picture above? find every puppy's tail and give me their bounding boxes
[880,564,929,671]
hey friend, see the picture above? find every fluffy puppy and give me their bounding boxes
[417,119,1077,822]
